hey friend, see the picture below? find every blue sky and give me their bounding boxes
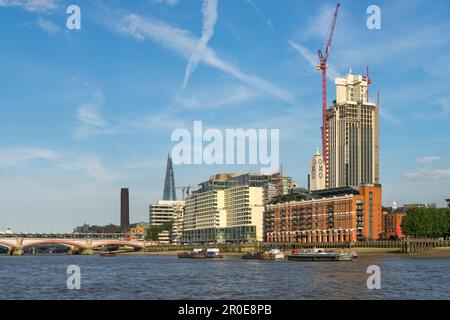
[1,0,449,232]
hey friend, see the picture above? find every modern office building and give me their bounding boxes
[158,230,172,244]
[265,184,383,243]
[149,200,185,243]
[308,147,326,191]
[163,154,177,201]
[326,72,380,188]
[149,200,184,225]
[120,188,130,229]
[195,172,288,204]
[183,183,265,244]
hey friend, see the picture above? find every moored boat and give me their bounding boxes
[178,248,223,259]
[242,248,285,260]
[287,248,358,261]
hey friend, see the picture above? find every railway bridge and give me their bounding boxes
[0,234,146,255]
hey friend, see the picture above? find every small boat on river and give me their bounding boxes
[242,248,285,260]
[287,248,358,262]
[178,248,223,259]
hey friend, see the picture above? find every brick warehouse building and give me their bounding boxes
[265,184,382,243]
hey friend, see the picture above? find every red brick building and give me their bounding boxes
[382,210,405,240]
[265,184,383,243]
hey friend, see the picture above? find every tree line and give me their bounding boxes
[401,207,450,238]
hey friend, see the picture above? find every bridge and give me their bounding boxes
[0,234,146,255]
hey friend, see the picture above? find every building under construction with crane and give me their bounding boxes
[314,3,380,189]
[265,3,383,244]
[327,71,380,188]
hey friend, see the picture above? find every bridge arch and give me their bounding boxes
[91,241,144,249]
[0,241,14,251]
[22,240,86,249]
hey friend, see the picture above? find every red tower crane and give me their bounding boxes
[316,3,340,189]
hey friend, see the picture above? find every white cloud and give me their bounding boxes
[417,156,440,164]
[0,0,58,12]
[301,4,338,39]
[0,147,118,183]
[116,13,295,104]
[0,147,60,168]
[175,85,257,110]
[183,0,218,89]
[405,168,450,182]
[288,40,340,81]
[36,17,60,34]
[58,156,119,182]
[73,90,116,140]
[152,0,180,5]
[244,0,274,30]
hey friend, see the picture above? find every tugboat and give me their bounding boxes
[178,248,223,259]
[288,248,358,261]
[242,248,285,260]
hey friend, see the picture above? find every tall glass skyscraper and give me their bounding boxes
[163,154,177,201]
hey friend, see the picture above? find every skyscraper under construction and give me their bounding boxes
[326,71,380,188]
[163,154,177,201]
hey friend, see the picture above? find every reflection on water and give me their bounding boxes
[0,255,449,300]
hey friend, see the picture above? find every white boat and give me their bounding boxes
[269,248,285,260]
[242,248,285,260]
[288,248,358,261]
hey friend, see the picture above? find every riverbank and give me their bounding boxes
[121,247,450,258]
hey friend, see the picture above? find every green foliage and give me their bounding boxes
[145,220,174,241]
[401,208,450,238]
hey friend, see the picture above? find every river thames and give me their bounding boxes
[0,254,449,300]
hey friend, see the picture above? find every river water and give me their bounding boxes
[0,254,449,300]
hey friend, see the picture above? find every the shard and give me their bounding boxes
[163,154,177,201]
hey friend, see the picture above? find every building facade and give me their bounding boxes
[149,201,185,226]
[183,184,264,244]
[446,199,450,208]
[281,176,299,194]
[308,148,326,191]
[195,172,291,204]
[265,184,383,243]
[382,210,405,240]
[326,72,380,188]
[149,200,185,244]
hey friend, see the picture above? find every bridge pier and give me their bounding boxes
[81,248,94,255]
[12,247,24,256]
[67,246,81,255]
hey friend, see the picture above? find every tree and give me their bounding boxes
[145,220,174,241]
[401,207,450,238]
